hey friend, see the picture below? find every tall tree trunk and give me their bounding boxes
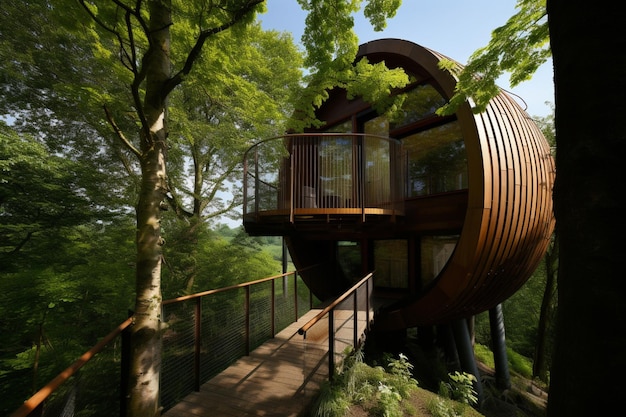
[533,237,557,382]
[127,1,172,416]
[547,1,626,415]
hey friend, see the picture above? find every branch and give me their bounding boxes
[79,0,133,72]
[79,0,151,139]
[164,0,264,97]
[103,104,142,158]
[164,185,194,219]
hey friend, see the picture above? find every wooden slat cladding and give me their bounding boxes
[346,40,554,328]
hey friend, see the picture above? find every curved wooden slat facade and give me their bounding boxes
[243,39,555,329]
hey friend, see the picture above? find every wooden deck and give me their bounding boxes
[162,309,329,417]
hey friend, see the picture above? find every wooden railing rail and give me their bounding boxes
[298,272,374,378]
[10,317,134,417]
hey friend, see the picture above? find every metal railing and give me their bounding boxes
[159,268,319,411]
[298,272,375,382]
[10,268,320,417]
[243,134,405,222]
[10,318,134,417]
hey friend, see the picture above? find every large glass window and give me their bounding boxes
[420,235,459,285]
[403,121,467,197]
[374,240,408,288]
[337,241,362,283]
[317,137,354,207]
[389,84,448,129]
[364,117,391,205]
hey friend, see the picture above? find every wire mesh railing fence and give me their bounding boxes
[11,268,320,417]
[160,270,319,413]
[297,272,375,390]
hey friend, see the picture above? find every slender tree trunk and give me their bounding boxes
[533,237,557,382]
[127,1,172,416]
[547,1,626,415]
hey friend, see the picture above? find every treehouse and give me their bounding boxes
[243,39,555,330]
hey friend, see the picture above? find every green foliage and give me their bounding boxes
[432,372,478,417]
[506,348,533,379]
[311,348,418,417]
[472,344,495,369]
[288,0,406,131]
[444,372,478,406]
[426,397,470,417]
[474,258,551,361]
[473,343,534,380]
[437,0,550,115]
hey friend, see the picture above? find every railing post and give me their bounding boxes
[289,140,295,223]
[353,291,358,347]
[328,310,335,380]
[366,277,371,331]
[194,298,202,391]
[271,279,276,337]
[294,272,299,322]
[253,146,260,216]
[360,135,366,222]
[245,286,250,355]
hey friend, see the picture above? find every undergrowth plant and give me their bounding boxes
[429,371,478,417]
[310,347,419,417]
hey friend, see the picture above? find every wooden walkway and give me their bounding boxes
[162,309,330,417]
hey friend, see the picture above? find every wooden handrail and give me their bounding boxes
[10,317,134,417]
[297,272,373,336]
[162,264,320,305]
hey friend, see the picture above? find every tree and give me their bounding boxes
[546,1,626,415]
[0,123,137,414]
[67,1,404,415]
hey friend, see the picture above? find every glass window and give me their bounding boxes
[337,241,362,283]
[364,116,391,205]
[317,137,354,207]
[374,240,408,288]
[324,119,353,133]
[403,121,467,197]
[420,235,459,285]
[390,84,447,129]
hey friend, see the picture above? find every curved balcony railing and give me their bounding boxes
[243,133,405,225]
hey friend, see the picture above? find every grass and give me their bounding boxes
[306,343,548,417]
[306,348,485,417]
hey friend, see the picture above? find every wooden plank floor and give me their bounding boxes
[162,309,329,417]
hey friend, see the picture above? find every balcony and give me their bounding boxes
[243,133,405,235]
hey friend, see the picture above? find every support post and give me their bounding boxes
[489,304,511,389]
[451,319,483,404]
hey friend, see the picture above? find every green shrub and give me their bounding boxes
[506,347,533,379]
[311,348,418,417]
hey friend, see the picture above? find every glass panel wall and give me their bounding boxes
[364,117,391,206]
[420,235,459,285]
[389,84,448,129]
[374,240,409,289]
[402,121,467,197]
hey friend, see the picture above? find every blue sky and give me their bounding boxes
[258,0,554,118]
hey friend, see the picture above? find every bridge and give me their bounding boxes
[10,269,375,417]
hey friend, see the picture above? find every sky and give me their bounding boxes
[258,0,554,118]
